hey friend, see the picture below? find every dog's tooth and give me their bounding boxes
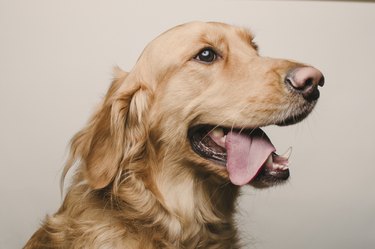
[282,165,289,171]
[280,147,293,160]
[272,163,288,171]
[273,163,281,170]
[280,164,289,170]
[220,135,227,144]
[211,127,224,138]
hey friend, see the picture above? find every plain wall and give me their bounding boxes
[1,0,374,248]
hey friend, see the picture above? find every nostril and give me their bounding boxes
[284,77,293,88]
[304,78,314,88]
[286,66,324,88]
[318,75,325,87]
[284,73,307,91]
[285,66,324,101]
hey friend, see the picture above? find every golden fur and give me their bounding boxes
[24,22,318,248]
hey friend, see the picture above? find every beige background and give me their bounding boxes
[1,0,375,248]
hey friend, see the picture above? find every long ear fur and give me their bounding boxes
[62,68,152,190]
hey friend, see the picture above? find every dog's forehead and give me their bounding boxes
[164,21,255,45]
[142,21,257,64]
[134,22,257,83]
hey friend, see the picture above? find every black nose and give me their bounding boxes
[285,66,325,101]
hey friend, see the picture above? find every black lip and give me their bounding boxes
[251,165,290,188]
[276,103,316,126]
[276,111,310,126]
[188,125,227,165]
[188,125,264,165]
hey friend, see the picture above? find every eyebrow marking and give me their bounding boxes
[198,33,228,56]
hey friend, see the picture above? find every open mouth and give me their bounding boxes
[188,125,291,186]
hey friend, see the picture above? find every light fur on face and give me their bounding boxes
[24,22,321,249]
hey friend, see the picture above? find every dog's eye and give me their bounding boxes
[194,48,217,63]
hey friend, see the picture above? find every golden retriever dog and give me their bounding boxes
[24,22,324,248]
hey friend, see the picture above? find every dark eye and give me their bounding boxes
[194,48,217,63]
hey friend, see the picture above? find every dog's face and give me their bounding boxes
[74,22,323,190]
[134,22,323,188]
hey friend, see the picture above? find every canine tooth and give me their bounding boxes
[281,147,293,160]
[211,128,224,138]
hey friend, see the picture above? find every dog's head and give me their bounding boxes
[65,22,324,191]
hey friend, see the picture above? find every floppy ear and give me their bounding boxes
[64,68,152,189]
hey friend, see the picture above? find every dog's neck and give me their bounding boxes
[64,157,240,247]
[149,159,240,245]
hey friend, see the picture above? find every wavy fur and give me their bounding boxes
[24,22,316,248]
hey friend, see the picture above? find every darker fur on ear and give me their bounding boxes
[63,72,152,190]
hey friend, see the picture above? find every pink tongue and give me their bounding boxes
[225,130,276,185]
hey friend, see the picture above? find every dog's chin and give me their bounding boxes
[188,125,291,188]
[276,100,317,127]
